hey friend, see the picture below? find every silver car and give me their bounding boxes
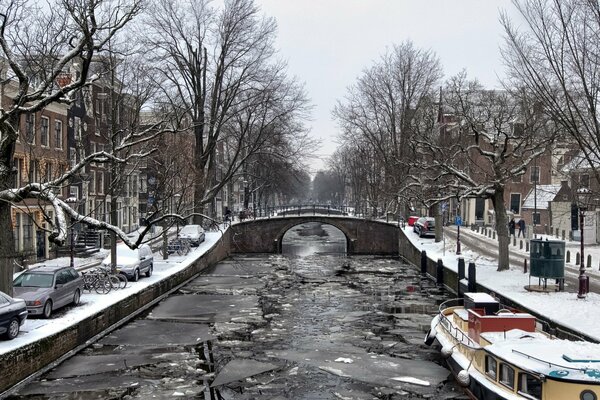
[102,243,154,282]
[178,224,205,246]
[13,265,84,318]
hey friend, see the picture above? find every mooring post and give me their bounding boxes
[468,262,476,292]
[436,259,444,286]
[457,258,465,296]
[420,250,427,274]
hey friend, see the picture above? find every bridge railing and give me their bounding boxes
[229,205,404,226]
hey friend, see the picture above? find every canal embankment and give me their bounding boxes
[0,230,231,396]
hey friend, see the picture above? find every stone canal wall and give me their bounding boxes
[398,228,597,343]
[0,232,232,395]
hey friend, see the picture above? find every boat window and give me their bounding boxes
[485,356,497,379]
[581,390,598,400]
[517,373,542,399]
[499,363,515,390]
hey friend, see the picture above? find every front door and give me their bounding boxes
[36,230,46,260]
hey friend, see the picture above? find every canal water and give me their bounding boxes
[9,222,467,399]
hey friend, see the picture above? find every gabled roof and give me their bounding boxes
[522,184,562,210]
[561,151,600,173]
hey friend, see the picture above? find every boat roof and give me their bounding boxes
[484,329,600,384]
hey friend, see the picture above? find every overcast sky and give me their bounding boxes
[254,0,516,173]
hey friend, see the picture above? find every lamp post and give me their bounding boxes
[456,195,462,255]
[173,193,181,235]
[577,187,592,299]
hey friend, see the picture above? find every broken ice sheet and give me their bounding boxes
[210,359,278,387]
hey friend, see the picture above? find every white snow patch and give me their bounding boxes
[334,357,354,364]
[319,366,350,377]
[391,376,431,386]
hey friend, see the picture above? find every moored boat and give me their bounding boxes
[426,292,600,400]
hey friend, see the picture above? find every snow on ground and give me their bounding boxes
[404,225,600,342]
[0,230,225,356]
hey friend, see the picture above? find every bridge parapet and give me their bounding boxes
[230,215,399,255]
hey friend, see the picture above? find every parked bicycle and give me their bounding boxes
[81,267,128,294]
[160,237,192,256]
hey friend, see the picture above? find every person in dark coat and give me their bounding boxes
[517,218,526,237]
[508,217,516,237]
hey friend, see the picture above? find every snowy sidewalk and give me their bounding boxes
[404,225,600,342]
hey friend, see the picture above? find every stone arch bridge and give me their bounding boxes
[229,216,399,255]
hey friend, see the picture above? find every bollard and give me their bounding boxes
[526,241,530,252]
[457,258,465,297]
[493,231,496,240]
[436,259,444,286]
[566,250,570,263]
[576,253,581,266]
[524,259,528,274]
[587,255,592,269]
[420,250,427,274]
[562,230,566,241]
[468,262,477,292]
[520,240,523,250]
[513,237,517,246]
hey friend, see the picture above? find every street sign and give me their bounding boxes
[455,216,462,226]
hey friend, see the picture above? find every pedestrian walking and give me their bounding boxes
[508,217,516,237]
[517,218,526,238]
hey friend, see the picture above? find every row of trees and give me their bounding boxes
[329,0,600,271]
[0,0,314,294]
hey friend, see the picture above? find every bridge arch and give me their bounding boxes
[277,221,351,253]
[229,216,399,255]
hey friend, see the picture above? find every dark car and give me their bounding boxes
[414,217,436,238]
[0,291,27,340]
[13,265,84,318]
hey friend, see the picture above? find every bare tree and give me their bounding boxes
[333,40,442,216]
[0,0,146,294]
[142,0,311,222]
[501,0,600,186]
[415,74,555,270]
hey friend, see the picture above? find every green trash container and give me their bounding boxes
[530,239,565,280]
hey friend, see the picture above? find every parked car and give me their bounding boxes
[414,217,436,238]
[0,291,27,340]
[407,216,420,226]
[13,265,84,318]
[178,224,205,246]
[102,243,154,282]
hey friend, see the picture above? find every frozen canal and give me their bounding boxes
[9,222,467,399]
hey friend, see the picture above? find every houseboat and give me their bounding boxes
[425,292,600,400]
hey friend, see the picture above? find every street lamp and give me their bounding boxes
[577,187,592,299]
[456,195,462,255]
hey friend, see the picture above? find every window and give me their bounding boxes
[40,117,49,147]
[89,171,96,194]
[485,356,497,379]
[581,174,590,189]
[512,174,522,183]
[13,158,23,187]
[44,162,52,182]
[74,117,81,141]
[29,160,40,183]
[499,363,515,389]
[518,372,542,399]
[97,172,104,194]
[533,212,540,225]
[25,113,35,144]
[69,148,77,168]
[54,120,63,149]
[530,166,540,183]
[69,186,79,199]
[510,193,521,214]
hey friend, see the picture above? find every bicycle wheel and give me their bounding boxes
[94,279,112,294]
[109,275,121,290]
[82,274,94,292]
[117,273,128,289]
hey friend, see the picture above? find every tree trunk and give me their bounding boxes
[434,202,442,243]
[110,197,118,273]
[0,202,14,296]
[492,188,510,271]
